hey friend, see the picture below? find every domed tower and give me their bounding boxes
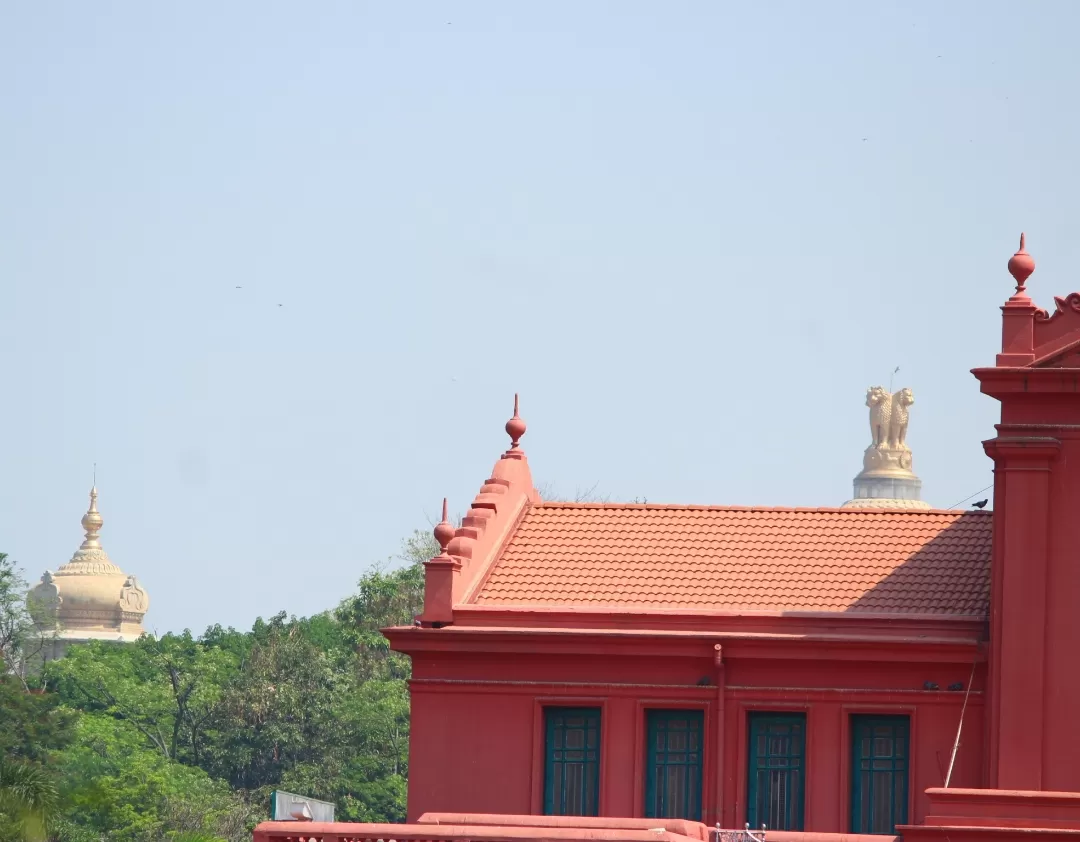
[28,487,149,661]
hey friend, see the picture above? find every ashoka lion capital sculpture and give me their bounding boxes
[862,386,916,473]
[843,384,927,508]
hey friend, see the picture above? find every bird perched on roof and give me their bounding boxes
[972,499,988,509]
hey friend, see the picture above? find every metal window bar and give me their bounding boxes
[746,713,805,831]
[851,715,909,835]
[544,707,601,816]
[646,710,705,821]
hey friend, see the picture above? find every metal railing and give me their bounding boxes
[712,824,766,842]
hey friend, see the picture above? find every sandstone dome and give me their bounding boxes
[28,487,149,644]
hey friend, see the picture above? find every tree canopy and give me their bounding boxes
[1,530,431,842]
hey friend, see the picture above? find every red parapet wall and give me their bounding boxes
[898,787,1080,842]
[251,823,701,842]
[768,836,897,842]
[251,819,898,842]
[415,813,710,840]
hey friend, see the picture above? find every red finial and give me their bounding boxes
[1008,232,1036,293]
[505,393,526,450]
[433,497,455,554]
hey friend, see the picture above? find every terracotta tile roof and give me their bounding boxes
[471,505,992,616]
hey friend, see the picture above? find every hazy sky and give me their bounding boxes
[3,1,1076,636]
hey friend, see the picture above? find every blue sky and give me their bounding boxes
[2,1,1076,635]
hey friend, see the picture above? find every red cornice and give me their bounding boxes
[983,436,1062,464]
[448,604,986,633]
[409,680,986,705]
[384,623,985,663]
[925,788,1080,809]
[973,366,1080,396]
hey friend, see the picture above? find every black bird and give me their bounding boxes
[948,682,964,691]
[972,499,988,509]
[696,676,712,687]
[924,681,940,691]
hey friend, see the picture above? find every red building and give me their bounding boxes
[255,235,1080,841]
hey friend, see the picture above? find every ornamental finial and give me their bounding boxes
[1008,232,1036,293]
[505,393,526,451]
[80,486,104,550]
[433,498,455,555]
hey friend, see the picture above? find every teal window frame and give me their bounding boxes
[746,712,806,831]
[850,714,910,835]
[644,709,705,821]
[543,707,601,816]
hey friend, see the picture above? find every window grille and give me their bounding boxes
[645,709,704,820]
[544,707,601,816]
[746,713,806,831]
[850,715,909,834]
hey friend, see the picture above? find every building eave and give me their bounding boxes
[384,619,985,663]
[450,602,986,626]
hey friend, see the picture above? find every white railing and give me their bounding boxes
[712,824,766,842]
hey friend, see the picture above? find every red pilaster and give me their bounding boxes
[981,437,1060,790]
[997,298,1038,366]
[421,555,461,625]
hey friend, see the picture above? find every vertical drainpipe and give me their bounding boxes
[714,643,726,826]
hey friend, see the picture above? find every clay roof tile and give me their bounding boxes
[471,504,992,616]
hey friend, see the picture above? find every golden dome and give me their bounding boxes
[28,487,149,643]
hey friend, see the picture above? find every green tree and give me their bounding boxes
[0,674,74,842]
[202,530,431,820]
[56,713,249,842]
[203,612,344,792]
[46,634,238,765]
[170,834,228,842]
[335,564,422,680]
[0,759,58,842]
[34,521,445,835]
[0,676,76,765]
[335,529,430,680]
[0,552,74,842]
[0,554,43,686]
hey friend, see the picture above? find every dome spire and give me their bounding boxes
[55,484,120,573]
[26,480,150,648]
[80,486,104,550]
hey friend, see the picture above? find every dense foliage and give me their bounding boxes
[0,532,431,842]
